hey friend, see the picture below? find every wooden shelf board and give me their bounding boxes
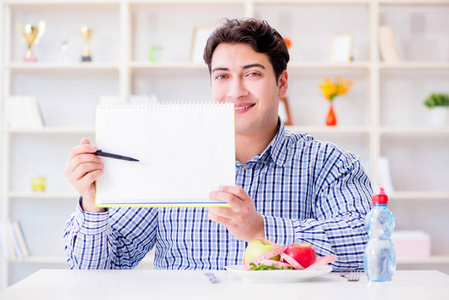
[288,61,370,70]
[6,127,95,134]
[380,127,449,135]
[129,61,208,70]
[5,254,449,265]
[7,192,78,199]
[7,256,68,264]
[397,255,449,264]
[380,62,449,70]
[5,62,119,71]
[286,126,370,134]
[6,253,155,265]
[389,191,449,200]
[3,1,120,9]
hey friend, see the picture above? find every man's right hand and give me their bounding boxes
[64,138,105,213]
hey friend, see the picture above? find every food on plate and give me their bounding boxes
[243,239,280,264]
[283,243,317,268]
[242,239,337,271]
[249,262,292,270]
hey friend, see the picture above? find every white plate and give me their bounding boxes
[225,264,333,282]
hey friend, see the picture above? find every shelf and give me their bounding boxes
[5,254,448,265]
[6,256,68,264]
[379,62,449,70]
[380,127,449,135]
[6,253,155,265]
[4,63,120,71]
[397,255,449,264]
[253,0,371,4]
[286,126,369,134]
[5,127,95,134]
[3,61,447,72]
[129,61,208,70]
[7,192,79,199]
[130,0,244,5]
[288,61,370,70]
[2,0,449,290]
[379,0,449,5]
[7,190,445,208]
[389,191,449,200]
[3,1,121,8]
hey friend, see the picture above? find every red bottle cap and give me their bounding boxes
[372,186,388,205]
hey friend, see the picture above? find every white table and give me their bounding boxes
[1,269,449,300]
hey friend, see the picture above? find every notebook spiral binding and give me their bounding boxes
[97,102,234,110]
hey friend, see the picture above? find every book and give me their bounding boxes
[4,221,17,260]
[95,102,236,207]
[0,222,11,259]
[4,96,44,130]
[8,220,23,259]
[12,221,30,258]
[379,26,400,62]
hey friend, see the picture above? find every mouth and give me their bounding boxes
[234,103,256,111]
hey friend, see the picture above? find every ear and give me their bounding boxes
[277,70,288,97]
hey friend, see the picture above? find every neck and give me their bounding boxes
[235,123,278,164]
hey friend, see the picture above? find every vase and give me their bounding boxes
[429,107,449,127]
[326,103,337,126]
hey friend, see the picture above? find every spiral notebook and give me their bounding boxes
[95,103,235,207]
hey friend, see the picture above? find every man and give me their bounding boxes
[64,18,372,271]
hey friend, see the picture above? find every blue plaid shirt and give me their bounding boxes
[64,123,372,271]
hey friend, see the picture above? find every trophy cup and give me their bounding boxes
[80,26,93,62]
[21,21,46,62]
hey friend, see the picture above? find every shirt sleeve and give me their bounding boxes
[263,147,372,272]
[63,198,158,269]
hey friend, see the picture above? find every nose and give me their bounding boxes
[226,78,248,100]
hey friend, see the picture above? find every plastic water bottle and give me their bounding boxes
[364,186,396,282]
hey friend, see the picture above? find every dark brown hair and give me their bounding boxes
[203,18,290,81]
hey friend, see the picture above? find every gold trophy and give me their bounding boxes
[80,26,93,62]
[21,21,46,62]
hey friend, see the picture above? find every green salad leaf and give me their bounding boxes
[249,262,293,271]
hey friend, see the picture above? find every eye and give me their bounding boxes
[247,72,261,77]
[215,74,228,80]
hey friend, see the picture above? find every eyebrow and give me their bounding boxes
[211,63,266,73]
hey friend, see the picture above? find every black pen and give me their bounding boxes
[94,150,139,162]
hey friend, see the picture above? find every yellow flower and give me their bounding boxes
[319,77,352,102]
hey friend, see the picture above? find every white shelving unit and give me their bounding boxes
[1,0,449,290]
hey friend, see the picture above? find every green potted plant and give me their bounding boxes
[423,93,449,126]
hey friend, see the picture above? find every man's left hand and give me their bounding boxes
[208,186,265,242]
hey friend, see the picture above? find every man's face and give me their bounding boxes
[210,43,288,137]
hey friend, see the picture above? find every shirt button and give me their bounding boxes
[243,165,249,170]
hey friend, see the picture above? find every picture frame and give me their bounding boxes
[4,96,44,129]
[190,25,216,63]
[378,26,400,62]
[278,97,293,126]
[329,33,353,62]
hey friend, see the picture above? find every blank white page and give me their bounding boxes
[95,103,235,207]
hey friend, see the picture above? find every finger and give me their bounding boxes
[209,206,234,220]
[66,153,102,175]
[77,169,103,189]
[67,143,97,165]
[80,138,91,145]
[71,162,104,182]
[209,189,248,208]
[217,186,250,201]
[208,208,232,226]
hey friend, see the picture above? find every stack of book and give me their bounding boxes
[0,220,30,260]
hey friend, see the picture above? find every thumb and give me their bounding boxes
[80,138,91,145]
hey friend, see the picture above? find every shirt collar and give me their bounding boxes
[235,119,290,168]
[249,120,289,167]
[267,120,289,167]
